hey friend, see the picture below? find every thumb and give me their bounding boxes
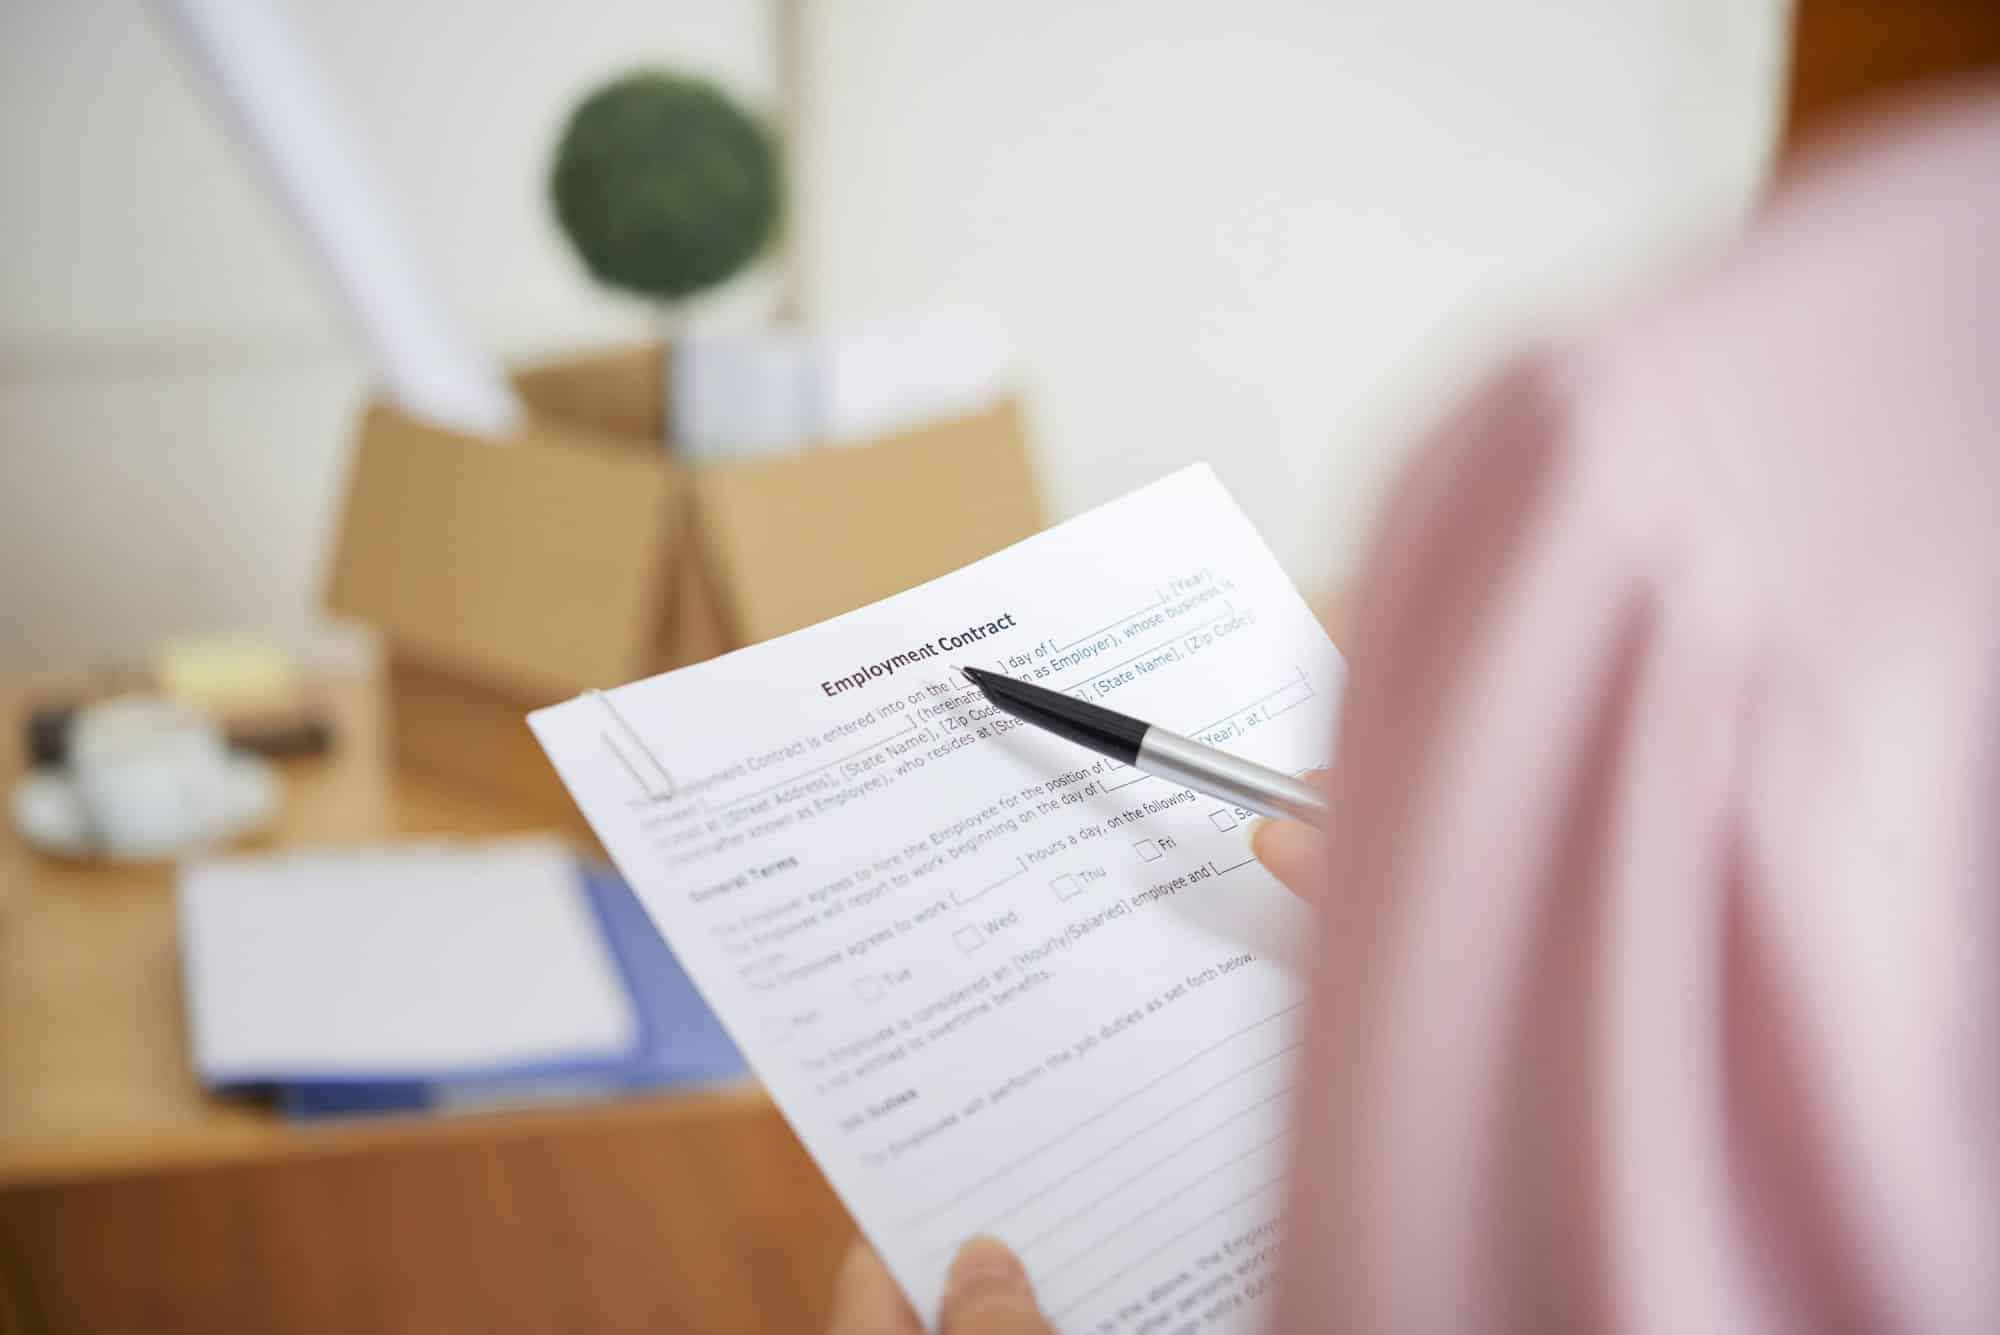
[938,1237,1051,1335]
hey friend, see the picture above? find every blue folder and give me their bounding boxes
[278,862,744,1119]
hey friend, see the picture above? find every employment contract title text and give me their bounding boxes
[820,613,1019,697]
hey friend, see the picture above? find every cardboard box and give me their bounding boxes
[324,343,1042,823]
[697,397,1043,644]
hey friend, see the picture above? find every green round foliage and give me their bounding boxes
[551,71,781,302]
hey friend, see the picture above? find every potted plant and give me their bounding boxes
[551,70,787,455]
[552,69,781,309]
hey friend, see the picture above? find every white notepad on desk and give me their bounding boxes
[529,465,1345,1332]
[179,837,638,1085]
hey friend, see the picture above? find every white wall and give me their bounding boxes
[0,1,1790,669]
[0,0,775,669]
[791,0,1791,592]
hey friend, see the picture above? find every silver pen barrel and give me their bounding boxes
[1136,729,1330,827]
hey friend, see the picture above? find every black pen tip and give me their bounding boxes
[946,660,1146,765]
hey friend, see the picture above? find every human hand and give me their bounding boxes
[1247,768,1334,900]
[826,1236,1050,1335]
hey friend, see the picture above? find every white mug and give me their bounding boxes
[13,697,276,860]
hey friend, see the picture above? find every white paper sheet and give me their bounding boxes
[179,837,637,1083]
[530,465,1344,1331]
[156,0,522,436]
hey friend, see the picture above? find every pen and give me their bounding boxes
[957,666,1330,828]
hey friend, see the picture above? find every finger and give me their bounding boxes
[827,1239,922,1335]
[939,1236,1051,1335]
[1248,817,1325,897]
[1249,816,1328,901]
[1250,767,1333,900]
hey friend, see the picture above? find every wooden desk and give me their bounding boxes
[0,673,852,1333]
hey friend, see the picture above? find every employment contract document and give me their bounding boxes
[531,465,1344,1332]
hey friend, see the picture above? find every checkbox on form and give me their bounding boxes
[1134,840,1162,862]
[1050,874,1080,901]
[853,976,886,1002]
[953,925,985,953]
[1209,809,1237,832]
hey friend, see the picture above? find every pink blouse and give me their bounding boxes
[1278,87,2000,1333]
